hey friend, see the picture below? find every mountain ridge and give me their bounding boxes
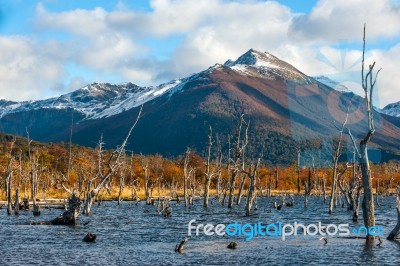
[1,49,399,164]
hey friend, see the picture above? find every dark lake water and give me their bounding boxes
[0,196,399,265]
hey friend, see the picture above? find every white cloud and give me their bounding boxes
[0,36,67,101]
[370,44,400,107]
[0,0,398,108]
[289,0,400,42]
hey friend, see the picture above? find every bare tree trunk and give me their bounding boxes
[227,169,237,208]
[387,188,400,240]
[140,155,151,205]
[329,111,349,214]
[83,181,94,215]
[228,115,249,208]
[5,138,16,216]
[304,168,313,208]
[81,105,143,215]
[204,126,213,208]
[183,148,191,207]
[359,25,380,241]
[14,188,20,215]
[353,186,362,222]
[297,150,301,194]
[360,144,375,238]
[236,173,246,205]
[245,159,260,216]
[6,171,12,215]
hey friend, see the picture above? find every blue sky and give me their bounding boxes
[0,0,399,107]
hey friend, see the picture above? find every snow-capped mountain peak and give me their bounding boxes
[381,101,400,117]
[225,49,277,67]
[224,49,310,81]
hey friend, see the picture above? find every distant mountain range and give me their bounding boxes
[1,49,399,164]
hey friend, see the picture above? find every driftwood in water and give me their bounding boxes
[175,238,187,253]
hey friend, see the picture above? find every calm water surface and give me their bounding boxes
[1,196,399,265]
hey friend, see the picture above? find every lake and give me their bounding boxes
[0,196,399,265]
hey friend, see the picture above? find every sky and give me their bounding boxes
[0,0,399,108]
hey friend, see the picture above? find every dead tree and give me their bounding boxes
[81,105,143,215]
[14,188,20,215]
[215,136,223,204]
[183,148,192,207]
[31,154,40,216]
[140,154,151,204]
[304,168,313,208]
[228,115,249,208]
[5,138,16,215]
[346,129,364,222]
[189,168,197,205]
[387,187,400,240]
[117,158,127,205]
[204,126,218,208]
[336,163,351,208]
[236,172,246,205]
[266,172,272,198]
[360,25,380,240]
[383,162,396,196]
[26,129,41,216]
[321,171,327,204]
[297,150,301,194]
[245,158,260,216]
[329,112,349,214]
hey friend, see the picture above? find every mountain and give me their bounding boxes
[381,101,400,117]
[0,80,183,121]
[1,49,400,164]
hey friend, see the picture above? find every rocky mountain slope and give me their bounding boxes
[1,49,399,164]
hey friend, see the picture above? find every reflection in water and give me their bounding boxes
[0,196,399,265]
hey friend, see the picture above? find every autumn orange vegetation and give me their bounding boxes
[0,132,399,201]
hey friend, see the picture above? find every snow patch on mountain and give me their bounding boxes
[381,101,400,117]
[0,80,184,120]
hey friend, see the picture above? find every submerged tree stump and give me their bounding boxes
[50,193,82,225]
[83,233,96,242]
[27,193,82,226]
[227,242,238,249]
[22,198,30,210]
[33,204,41,216]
